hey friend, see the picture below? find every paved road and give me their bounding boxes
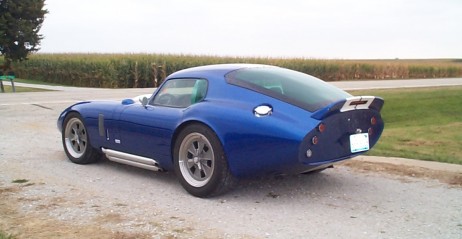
[0,83,155,106]
[10,77,462,91]
[331,77,462,90]
[1,78,462,106]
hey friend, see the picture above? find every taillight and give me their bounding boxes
[318,123,326,133]
[371,116,377,125]
[312,136,319,145]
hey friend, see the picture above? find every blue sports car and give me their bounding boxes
[58,64,384,197]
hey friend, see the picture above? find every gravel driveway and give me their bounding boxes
[0,87,461,239]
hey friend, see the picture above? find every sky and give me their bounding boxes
[39,0,462,59]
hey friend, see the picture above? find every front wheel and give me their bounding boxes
[62,112,100,164]
[174,124,234,197]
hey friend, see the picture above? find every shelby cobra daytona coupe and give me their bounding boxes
[58,64,384,197]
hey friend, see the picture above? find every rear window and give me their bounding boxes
[225,67,351,111]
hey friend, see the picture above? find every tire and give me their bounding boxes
[173,124,234,197]
[62,112,100,164]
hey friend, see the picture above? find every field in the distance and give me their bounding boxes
[349,86,462,165]
[6,54,462,88]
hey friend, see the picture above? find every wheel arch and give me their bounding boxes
[58,109,81,132]
[170,120,225,163]
[58,102,92,132]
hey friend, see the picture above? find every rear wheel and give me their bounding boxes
[62,113,100,164]
[174,124,234,197]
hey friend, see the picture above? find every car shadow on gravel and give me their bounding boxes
[79,157,372,201]
[96,157,179,182]
[217,168,365,202]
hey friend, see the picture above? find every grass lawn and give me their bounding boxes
[1,78,55,93]
[0,231,14,239]
[349,86,462,165]
[0,84,51,93]
[0,78,61,93]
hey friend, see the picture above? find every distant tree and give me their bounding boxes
[0,0,48,70]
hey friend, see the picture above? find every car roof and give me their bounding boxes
[167,64,274,79]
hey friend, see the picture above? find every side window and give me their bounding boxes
[151,79,208,108]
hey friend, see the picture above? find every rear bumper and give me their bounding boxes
[299,108,384,166]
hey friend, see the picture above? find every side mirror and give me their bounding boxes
[141,97,149,107]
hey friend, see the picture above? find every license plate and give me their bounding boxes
[350,133,370,153]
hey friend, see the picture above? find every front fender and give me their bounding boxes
[57,101,92,132]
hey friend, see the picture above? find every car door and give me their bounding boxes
[116,104,183,164]
[115,78,208,166]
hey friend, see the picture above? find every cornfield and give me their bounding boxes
[5,54,462,88]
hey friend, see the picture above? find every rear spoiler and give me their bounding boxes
[311,96,384,120]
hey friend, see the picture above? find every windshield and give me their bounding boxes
[225,67,351,112]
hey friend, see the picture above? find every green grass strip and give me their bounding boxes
[1,85,52,93]
[0,231,15,239]
[349,86,462,164]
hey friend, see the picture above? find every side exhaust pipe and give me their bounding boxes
[102,148,162,172]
